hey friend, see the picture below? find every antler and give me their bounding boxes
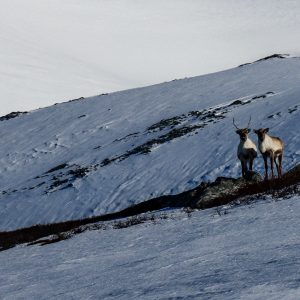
[232,118,240,130]
[246,116,252,129]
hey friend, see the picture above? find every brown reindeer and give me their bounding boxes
[254,128,284,179]
[233,117,258,178]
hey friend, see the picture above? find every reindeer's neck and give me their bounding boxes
[258,134,273,153]
[239,137,257,150]
[239,136,250,145]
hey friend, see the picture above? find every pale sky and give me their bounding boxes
[0,0,300,115]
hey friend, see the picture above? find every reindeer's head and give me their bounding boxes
[235,128,251,141]
[233,117,251,141]
[254,128,269,141]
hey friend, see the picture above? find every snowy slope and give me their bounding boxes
[1,195,300,299]
[0,56,300,230]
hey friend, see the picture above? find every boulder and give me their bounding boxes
[284,164,300,177]
[190,171,263,209]
[243,170,263,182]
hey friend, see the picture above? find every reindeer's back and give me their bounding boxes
[270,135,284,151]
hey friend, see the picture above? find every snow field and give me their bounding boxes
[0,196,299,299]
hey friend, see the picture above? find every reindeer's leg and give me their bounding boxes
[241,159,247,178]
[245,159,248,172]
[270,152,275,179]
[244,159,249,178]
[241,160,245,178]
[249,157,254,171]
[274,156,280,178]
[278,153,283,177]
[263,154,268,180]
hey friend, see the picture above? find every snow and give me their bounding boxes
[1,0,300,115]
[0,56,300,230]
[2,3,300,297]
[0,196,300,299]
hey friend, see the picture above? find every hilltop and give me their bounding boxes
[0,54,300,230]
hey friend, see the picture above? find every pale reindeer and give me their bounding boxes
[254,128,284,179]
[233,117,258,178]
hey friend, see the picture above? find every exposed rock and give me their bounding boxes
[187,171,262,209]
[243,170,263,182]
[45,163,68,174]
[284,164,300,177]
[239,54,288,67]
[255,54,289,62]
[0,111,28,121]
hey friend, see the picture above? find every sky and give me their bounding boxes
[0,0,300,115]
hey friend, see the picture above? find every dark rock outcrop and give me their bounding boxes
[0,111,28,121]
[190,171,263,209]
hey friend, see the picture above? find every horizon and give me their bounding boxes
[1,0,300,115]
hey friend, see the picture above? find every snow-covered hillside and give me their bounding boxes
[1,55,300,230]
[1,195,300,299]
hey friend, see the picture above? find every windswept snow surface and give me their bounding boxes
[0,56,300,230]
[1,196,300,299]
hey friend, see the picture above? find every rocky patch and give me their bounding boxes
[239,54,289,67]
[0,111,28,122]
[288,105,298,114]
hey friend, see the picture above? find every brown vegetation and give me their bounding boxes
[0,164,299,251]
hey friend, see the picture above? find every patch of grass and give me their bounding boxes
[68,167,90,178]
[0,213,170,249]
[112,214,166,229]
[49,179,69,189]
[100,156,119,167]
[147,116,185,131]
[252,94,267,100]
[45,163,68,174]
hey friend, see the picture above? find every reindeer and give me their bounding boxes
[253,128,284,179]
[233,117,258,178]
